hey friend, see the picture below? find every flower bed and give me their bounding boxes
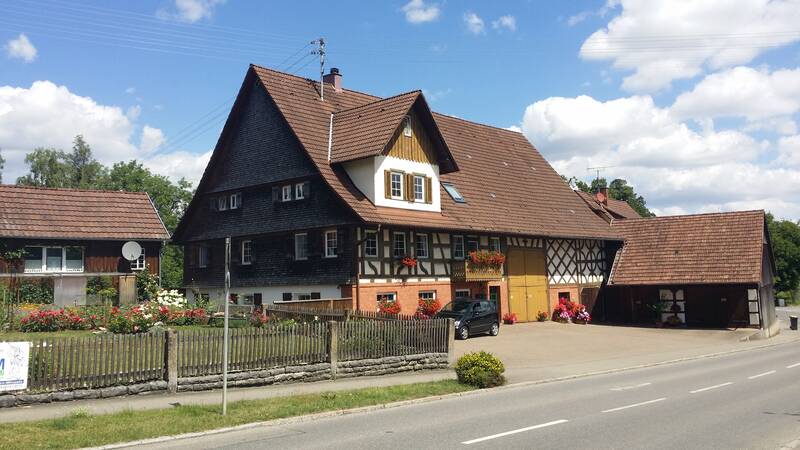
[414,298,441,319]
[551,297,591,324]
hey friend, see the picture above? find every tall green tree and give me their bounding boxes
[766,214,800,297]
[67,135,105,188]
[16,148,71,187]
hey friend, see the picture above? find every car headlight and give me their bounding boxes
[454,320,461,328]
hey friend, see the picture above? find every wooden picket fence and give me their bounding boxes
[337,318,450,361]
[264,304,346,322]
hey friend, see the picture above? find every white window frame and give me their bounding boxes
[413,175,425,202]
[489,237,501,252]
[393,232,406,258]
[131,246,146,271]
[390,172,404,199]
[294,233,308,261]
[403,115,412,137]
[455,289,471,299]
[282,185,292,202]
[415,233,429,259]
[24,246,85,273]
[324,230,338,258]
[419,291,436,300]
[217,196,228,211]
[377,292,397,303]
[198,246,208,268]
[295,183,305,200]
[241,240,252,265]
[364,231,378,258]
[467,238,479,253]
[230,192,242,209]
[453,235,465,260]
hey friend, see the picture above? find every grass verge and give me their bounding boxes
[0,380,473,449]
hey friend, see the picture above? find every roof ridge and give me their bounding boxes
[333,90,421,116]
[616,209,764,222]
[251,64,381,101]
[0,184,148,196]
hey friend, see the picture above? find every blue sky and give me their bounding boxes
[2,0,800,220]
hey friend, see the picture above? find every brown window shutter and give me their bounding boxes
[405,173,413,201]
[384,170,391,199]
[425,177,432,204]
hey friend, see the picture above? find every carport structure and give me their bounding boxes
[603,210,778,333]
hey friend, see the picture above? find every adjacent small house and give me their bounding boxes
[0,185,170,305]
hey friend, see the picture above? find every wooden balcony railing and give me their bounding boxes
[451,261,504,281]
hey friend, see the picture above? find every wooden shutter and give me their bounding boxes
[384,170,392,199]
[272,186,280,202]
[405,173,413,201]
[424,177,432,204]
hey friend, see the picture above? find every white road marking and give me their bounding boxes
[610,382,652,391]
[787,362,800,369]
[601,397,666,413]
[462,419,569,445]
[689,382,733,394]
[748,370,776,379]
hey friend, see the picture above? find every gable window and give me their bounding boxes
[324,230,338,258]
[393,232,406,258]
[282,185,292,202]
[217,196,228,211]
[294,233,308,260]
[413,175,425,202]
[198,247,208,268]
[295,183,305,200]
[489,237,501,252]
[403,115,412,137]
[442,182,465,203]
[415,234,429,259]
[453,235,465,260]
[390,172,403,199]
[229,192,242,209]
[241,240,252,265]
[364,231,378,257]
[131,246,146,271]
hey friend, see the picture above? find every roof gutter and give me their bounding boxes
[327,113,334,162]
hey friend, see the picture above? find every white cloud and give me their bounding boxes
[0,81,205,186]
[126,105,142,120]
[778,135,800,167]
[567,0,618,26]
[579,0,800,92]
[157,0,225,23]
[492,15,516,32]
[401,0,440,24]
[5,33,37,63]
[422,87,452,102]
[463,12,485,35]
[142,150,211,185]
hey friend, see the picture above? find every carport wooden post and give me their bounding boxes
[447,318,456,364]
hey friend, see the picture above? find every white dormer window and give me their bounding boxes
[390,172,403,199]
[413,175,425,202]
[282,185,292,202]
[403,115,412,137]
[295,183,305,200]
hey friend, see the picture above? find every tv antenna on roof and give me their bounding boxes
[311,38,326,101]
[586,166,615,183]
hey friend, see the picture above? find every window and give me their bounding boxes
[419,291,436,301]
[413,175,425,202]
[217,196,228,211]
[131,246,146,271]
[393,232,406,258]
[45,247,63,272]
[241,294,254,305]
[377,292,397,303]
[415,234,429,259]
[452,235,465,260]
[295,183,305,200]
[455,289,470,299]
[403,115,412,137]
[311,292,321,299]
[390,172,403,199]
[282,185,292,202]
[23,246,85,273]
[442,182,465,203]
[24,247,43,273]
[489,237,501,252]
[364,231,378,258]
[241,240,252,265]
[324,230,338,258]
[297,293,312,301]
[294,233,308,260]
[282,292,293,301]
[198,247,208,268]
[229,192,242,209]
[467,239,479,253]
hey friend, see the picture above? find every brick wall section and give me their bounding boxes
[354,280,508,317]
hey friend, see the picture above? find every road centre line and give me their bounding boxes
[787,362,800,369]
[748,370,776,379]
[610,382,652,391]
[689,382,733,394]
[462,420,569,445]
[601,397,666,413]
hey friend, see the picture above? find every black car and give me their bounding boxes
[435,298,499,340]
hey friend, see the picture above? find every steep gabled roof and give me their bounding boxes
[608,210,765,285]
[0,185,170,241]
[576,190,642,221]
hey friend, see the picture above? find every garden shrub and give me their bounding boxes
[135,268,160,301]
[378,298,401,315]
[19,279,54,304]
[455,351,506,388]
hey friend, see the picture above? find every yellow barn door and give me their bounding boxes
[507,248,548,322]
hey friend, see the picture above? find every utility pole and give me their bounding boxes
[311,38,326,100]
[221,237,231,415]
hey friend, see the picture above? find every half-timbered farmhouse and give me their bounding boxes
[0,185,170,305]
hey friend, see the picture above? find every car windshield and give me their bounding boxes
[440,300,472,313]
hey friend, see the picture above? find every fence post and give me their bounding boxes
[164,329,178,394]
[343,309,351,322]
[446,318,456,365]
[327,321,339,380]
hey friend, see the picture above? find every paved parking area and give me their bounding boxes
[454,320,798,383]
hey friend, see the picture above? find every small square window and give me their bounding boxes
[377,292,397,303]
[390,172,403,199]
[24,247,43,273]
[467,239,479,253]
[413,175,425,202]
[282,292,293,301]
[230,192,242,209]
[455,289,470,299]
[295,183,305,200]
[415,234,429,259]
[311,292,321,300]
[282,185,292,202]
[297,293,312,301]
[364,231,378,258]
[393,232,406,258]
[294,233,308,260]
[131,245,146,271]
[324,230,338,258]
[419,291,436,301]
[217,196,228,211]
[403,115,412,137]
[241,240,252,265]
[453,235,465,260]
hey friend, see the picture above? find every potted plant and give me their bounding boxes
[573,305,591,324]
[536,310,548,322]
[401,256,418,268]
[502,312,517,324]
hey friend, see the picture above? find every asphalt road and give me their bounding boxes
[141,341,800,450]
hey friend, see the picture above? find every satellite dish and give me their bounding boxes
[122,241,142,261]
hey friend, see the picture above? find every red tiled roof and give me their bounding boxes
[608,210,765,285]
[576,190,642,220]
[0,185,170,241]
[251,65,619,240]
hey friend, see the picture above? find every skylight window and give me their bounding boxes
[442,182,465,203]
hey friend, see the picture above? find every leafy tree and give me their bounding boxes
[561,175,654,217]
[66,135,105,188]
[16,148,71,187]
[767,213,800,296]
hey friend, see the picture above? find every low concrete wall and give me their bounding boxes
[0,353,449,408]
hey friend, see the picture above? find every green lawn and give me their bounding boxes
[0,380,472,450]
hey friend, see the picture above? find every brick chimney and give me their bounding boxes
[323,67,342,93]
[595,187,609,205]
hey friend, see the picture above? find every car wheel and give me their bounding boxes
[458,326,469,340]
[489,322,499,336]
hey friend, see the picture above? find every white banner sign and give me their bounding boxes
[0,342,30,392]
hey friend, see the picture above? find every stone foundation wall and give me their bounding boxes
[0,353,449,408]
